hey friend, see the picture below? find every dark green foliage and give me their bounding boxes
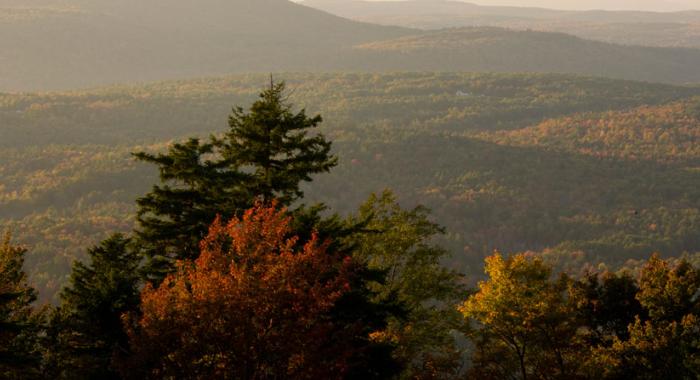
[351,190,466,378]
[45,234,140,380]
[134,81,336,278]
[133,139,250,278]
[289,205,406,379]
[220,81,337,203]
[0,232,42,379]
[587,256,700,379]
[571,271,644,343]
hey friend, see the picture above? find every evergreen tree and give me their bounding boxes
[46,234,140,379]
[0,232,42,379]
[134,80,336,278]
[134,139,250,279]
[218,80,336,203]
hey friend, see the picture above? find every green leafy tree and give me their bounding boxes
[352,190,465,379]
[45,234,141,379]
[461,253,582,380]
[0,232,42,379]
[589,255,700,379]
[134,80,336,278]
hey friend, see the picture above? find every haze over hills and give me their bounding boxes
[352,28,700,84]
[466,0,699,12]
[0,0,410,91]
[304,0,700,48]
[5,0,700,91]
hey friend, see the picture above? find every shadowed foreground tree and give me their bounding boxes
[120,202,397,379]
[589,255,700,379]
[0,232,42,379]
[44,234,141,379]
[569,271,643,346]
[352,190,466,379]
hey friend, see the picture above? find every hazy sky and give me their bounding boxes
[467,0,699,11]
[348,0,700,11]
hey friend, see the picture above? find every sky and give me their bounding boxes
[348,0,700,11]
[467,0,699,11]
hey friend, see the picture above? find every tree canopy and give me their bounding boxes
[134,81,336,279]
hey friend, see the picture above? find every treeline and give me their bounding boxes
[4,82,700,379]
[463,251,700,379]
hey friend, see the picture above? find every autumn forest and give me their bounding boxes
[4,0,700,379]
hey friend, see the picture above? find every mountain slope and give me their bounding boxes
[0,0,410,91]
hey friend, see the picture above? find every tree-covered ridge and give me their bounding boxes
[352,27,700,84]
[304,0,700,48]
[486,97,700,163]
[3,73,700,301]
[2,73,695,147]
[5,0,700,91]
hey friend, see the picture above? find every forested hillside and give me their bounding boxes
[4,0,700,90]
[352,28,700,84]
[3,72,700,302]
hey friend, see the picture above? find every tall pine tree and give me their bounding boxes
[218,80,336,203]
[45,234,140,379]
[134,80,336,278]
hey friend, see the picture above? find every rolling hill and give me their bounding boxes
[3,72,700,301]
[0,0,410,91]
[303,0,700,48]
[352,28,700,84]
[5,0,700,91]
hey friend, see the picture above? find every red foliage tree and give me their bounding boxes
[120,202,361,379]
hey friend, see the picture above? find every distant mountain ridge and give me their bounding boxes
[4,0,700,90]
[303,0,700,23]
[303,0,700,48]
[0,0,411,91]
[351,27,700,84]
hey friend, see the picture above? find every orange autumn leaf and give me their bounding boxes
[121,201,358,379]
